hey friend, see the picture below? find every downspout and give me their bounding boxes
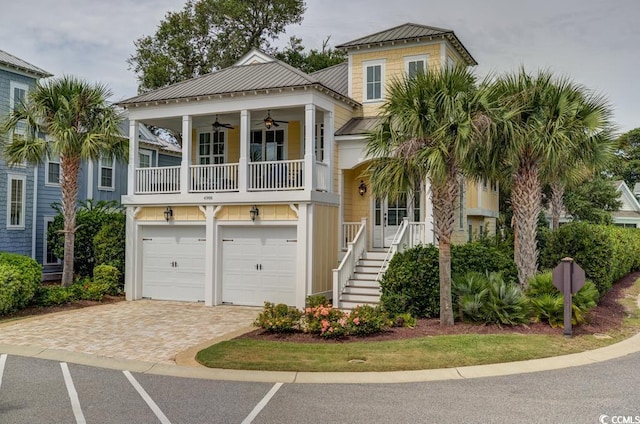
[31,165,38,259]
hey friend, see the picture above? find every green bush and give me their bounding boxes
[347,305,391,336]
[380,242,518,318]
[541,222,640,296]
[0,252,42,315]
[48,200,124,278]
[32,285,74,307]
[526,272,599,327]
[453,272,529,326]
[254,302,303,333]
[93,264,122,295]
[305,294,329,308]
[304,303,348,338]
[94,216,126,280]
[391,312,417,328]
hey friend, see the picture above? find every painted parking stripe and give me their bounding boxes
[60,362,87,424]
[123,370,172,424]
[0,354,6,389]
[241,382,284,424]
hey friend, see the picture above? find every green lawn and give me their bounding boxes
[196,278,640,372]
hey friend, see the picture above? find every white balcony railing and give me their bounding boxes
[135,166,180,194]
[315,161,329,192]
[248,159,304,191]
[190,163,239,192]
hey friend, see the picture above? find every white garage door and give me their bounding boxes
[142,226,206,302]
[221,226,297,306]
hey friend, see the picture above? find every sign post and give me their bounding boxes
[552,257,586,337]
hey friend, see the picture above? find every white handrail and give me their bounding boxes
[342,222,361,250]
[315,161,329,192]
[375,217,410,283]
[332,217,367,308]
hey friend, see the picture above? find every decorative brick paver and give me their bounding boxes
[0,301,259,364]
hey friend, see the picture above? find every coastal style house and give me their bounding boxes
[118,23,499,309]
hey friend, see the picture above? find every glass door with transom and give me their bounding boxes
[250,129,284,162]
[373,192,421,248]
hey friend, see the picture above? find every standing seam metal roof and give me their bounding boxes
[0,49,52,78]
[309,62,348,97]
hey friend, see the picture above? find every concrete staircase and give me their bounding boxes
[338,251,385,310]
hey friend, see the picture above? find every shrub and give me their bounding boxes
[306,294,329,308]
[0,252,42,315]
[93,264,122,295]
[391,312,417,328]
[33,285,74,307]
[347,305,391,336]
[254,302,303,333]
[452,243,518,284]
[303,303,348,338]
[94,216,126,280]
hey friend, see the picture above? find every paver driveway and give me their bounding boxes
[0,300,259,364]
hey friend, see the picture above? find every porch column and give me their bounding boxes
[238,109,250,192]
[304,104,316,192]
[324,110,334,193]
[181,115,192,195]
[127,120,138,195]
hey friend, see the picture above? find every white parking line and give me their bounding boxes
[60,362,87,424]
[0,354,6,389]
[123,370,172,424]
[241,382,284,424]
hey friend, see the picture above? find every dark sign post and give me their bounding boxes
[552,257,586,337]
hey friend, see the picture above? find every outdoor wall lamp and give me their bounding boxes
[249,205,260,222]
[358,180,367,197]
[164,206,174,222]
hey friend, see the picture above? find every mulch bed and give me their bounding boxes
[240,271,640,344]
[0,294,124,321]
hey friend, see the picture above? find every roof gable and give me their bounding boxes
[0,49,52,78]
[234,48,275,66]
[615,180,640,212]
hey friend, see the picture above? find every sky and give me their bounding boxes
[1,0,638,133]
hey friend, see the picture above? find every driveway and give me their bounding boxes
[0,300,259,364]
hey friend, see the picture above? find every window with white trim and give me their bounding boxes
[98,156,115,190]
[198,131,225,164]
[45,154,61,186]
[139,150,152,168]
[44,217,60,265]
[7,174,26,229]
[363,60,384,101]
[315,124,324,161]
[404,55,427,78]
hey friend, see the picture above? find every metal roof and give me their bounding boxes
[310,62,348,97]
[336,23,477,66]
[335,117,383,136]
[119,59,357,107]
[0,49,52,78]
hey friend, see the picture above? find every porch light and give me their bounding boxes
[164,206,174,222]
[358,180,367,196]
[264,117,274,129]
[249,205,260,222]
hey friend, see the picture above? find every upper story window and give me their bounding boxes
[9,82,28,135]
[7,174,26,229]
[45,154,61,186]
[198,131,226,165]
[404,55,428,78]
[98,156,115,191]
[315,124,324,161]
[139,150,152,168]
[363,60,384,102]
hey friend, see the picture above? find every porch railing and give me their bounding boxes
[248,159,304,191]
[333,218,367,308]
[376,219,430,282]
[342,222,361,250]
[315,161,329,192]
[190,163,239,192]
[135,166,181,194]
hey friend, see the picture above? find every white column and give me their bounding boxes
[124,207,137,300]
[304,104,316,192]
[337,169,344,252]
[296,203,309,309]
[323,110,334,193]
[204,205,215,306]
[239,110,250,192]
[181,115,192,195]
[127,120,138,195]
[424,179,435,244]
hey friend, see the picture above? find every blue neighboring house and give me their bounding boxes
[1,49,181,278]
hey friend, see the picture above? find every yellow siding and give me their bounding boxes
[334,104,354,129]
[191,128,197,163]
[486,185,499,212]
[466,180,479,208]
[216,204,298,221]
[350,44,442,116]
[288,120,301,159]
[446,45,465,66]
[227,127,240,162]
[342,164,370,224]
[312,204,339,294]
[137,206,205,221]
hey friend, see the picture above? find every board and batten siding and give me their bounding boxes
[216,204,298,221]
[312,204,338,294]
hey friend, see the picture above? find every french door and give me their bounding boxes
[373,192,421,248]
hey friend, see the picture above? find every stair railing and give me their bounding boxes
[375,217,410,283]
[333,217,367,308]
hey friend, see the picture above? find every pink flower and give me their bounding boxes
[353,317,360,325]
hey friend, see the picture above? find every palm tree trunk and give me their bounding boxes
[512,159,541,289]
[60,154,81,287]
[431,170,458,326]
[550,181,564,231]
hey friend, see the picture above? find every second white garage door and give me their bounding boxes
[221,226,297,306]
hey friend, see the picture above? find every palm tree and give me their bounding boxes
[366,66,490,326]
[480,69,613,287]
[1,76,125,286]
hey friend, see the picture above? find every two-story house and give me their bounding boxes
[117,23,500,309]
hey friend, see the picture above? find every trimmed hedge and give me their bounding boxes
[0,252,42,315]
[380,241,517,318]
[540,222,640,296]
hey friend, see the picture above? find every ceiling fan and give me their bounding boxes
[261,110,288,129]
[211,115,234,131]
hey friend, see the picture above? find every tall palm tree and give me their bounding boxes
[1,76,125,286]
[480,69,613,287]
[366,66,490,326]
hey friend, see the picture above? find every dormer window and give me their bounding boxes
[405,55,428,78]
[363,60,384,102]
